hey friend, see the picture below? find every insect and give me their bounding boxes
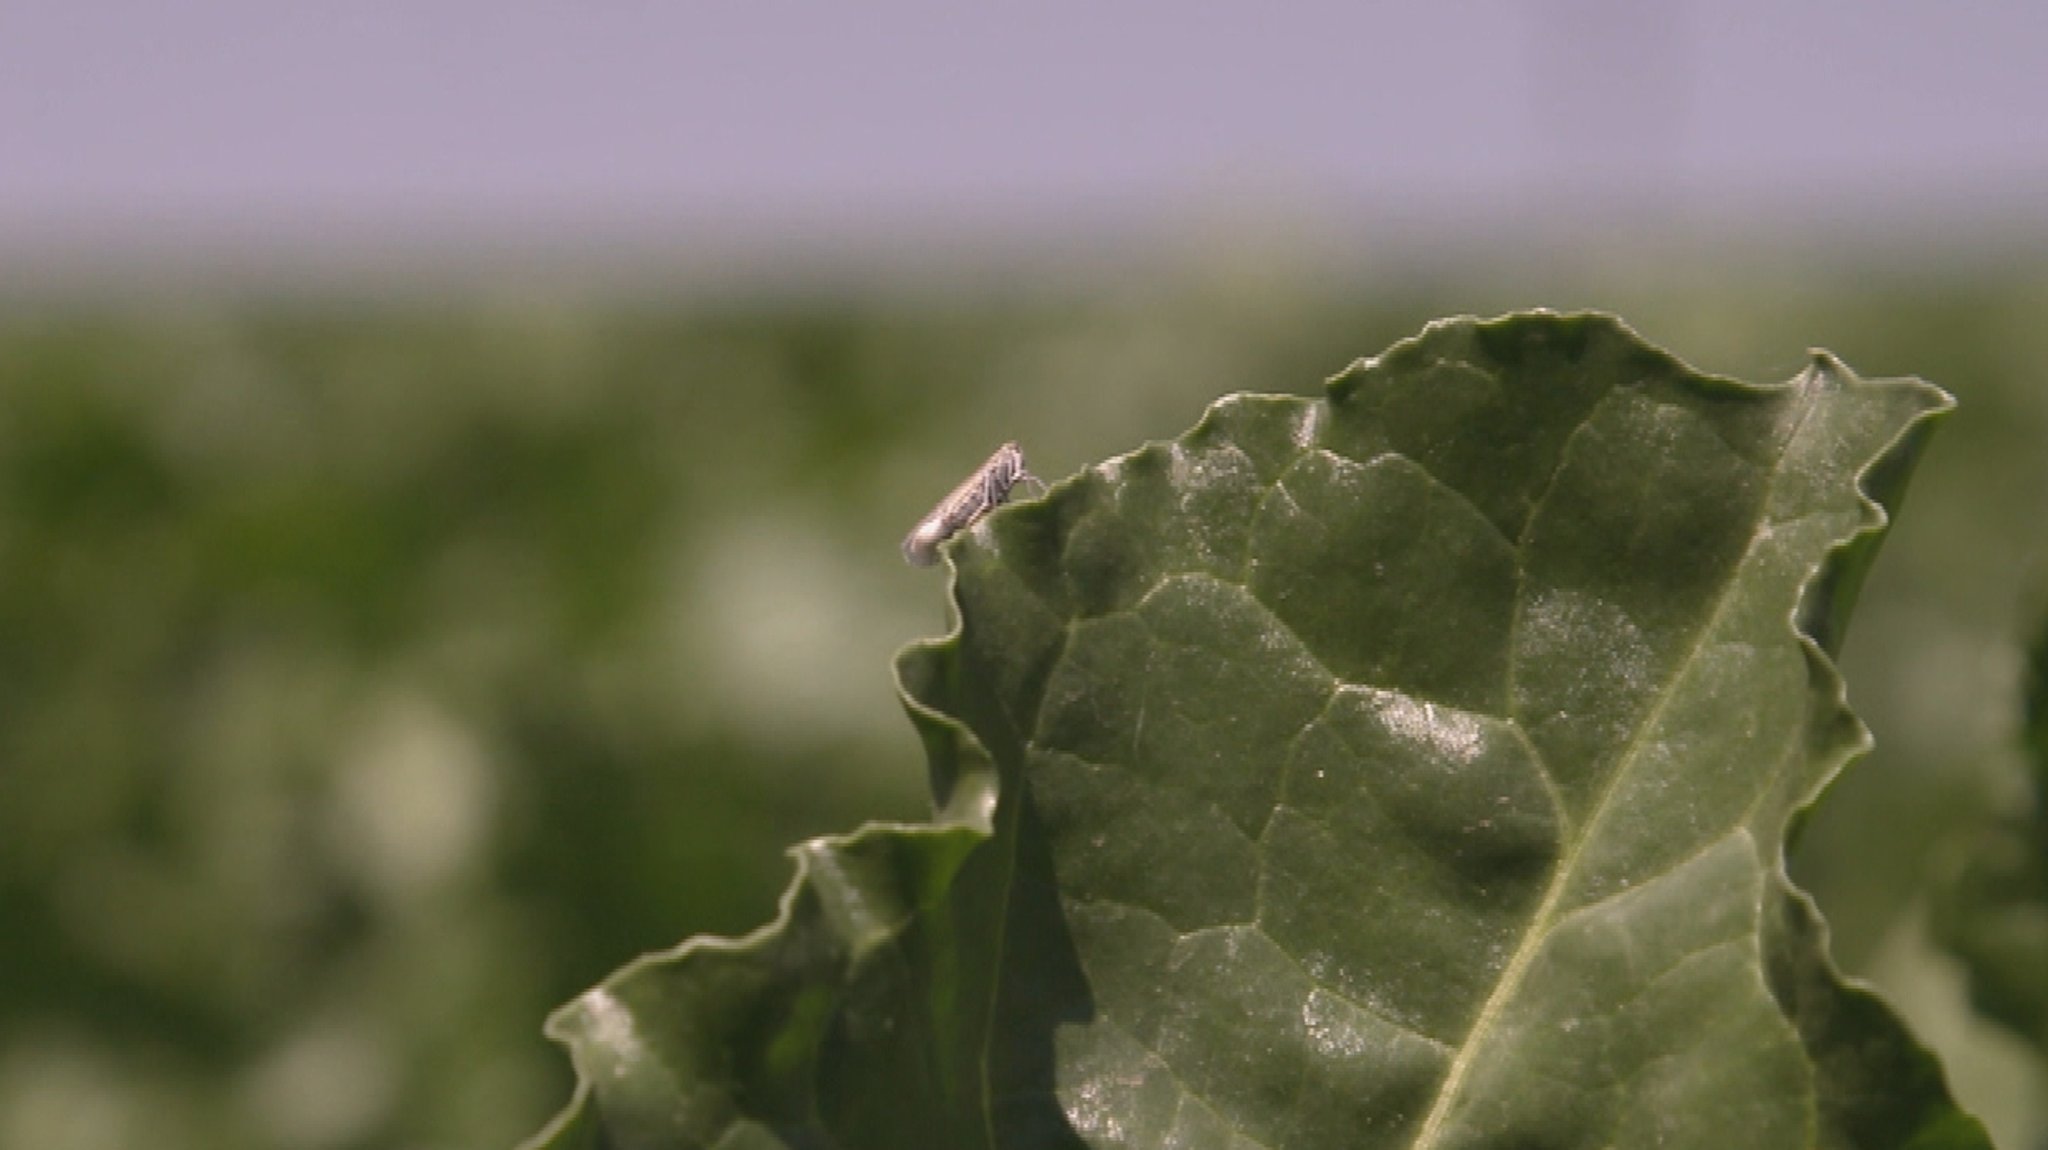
[901,441,1043,566]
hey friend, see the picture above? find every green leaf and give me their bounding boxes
[525,313,1986,1149]
[1932,586,2048,1055]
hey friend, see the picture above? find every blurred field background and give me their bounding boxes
[5,5,2048,1150]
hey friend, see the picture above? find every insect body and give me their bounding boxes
[902,441,1041,566]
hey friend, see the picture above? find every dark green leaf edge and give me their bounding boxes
[523,311,1986,1149]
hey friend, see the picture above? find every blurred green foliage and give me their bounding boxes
[1,262,2044,1149]
[1933,576,2048,1065]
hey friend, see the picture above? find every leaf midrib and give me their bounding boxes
[1405,376,1825,1150]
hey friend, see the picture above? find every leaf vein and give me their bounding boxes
[1406,376,1828,1150]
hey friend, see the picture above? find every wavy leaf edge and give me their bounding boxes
[523,310,1978,1149]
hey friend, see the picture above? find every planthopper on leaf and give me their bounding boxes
[901,441,1043,566]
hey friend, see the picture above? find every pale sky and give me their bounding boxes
[3,1,2045,252]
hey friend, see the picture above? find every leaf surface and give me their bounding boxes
[527,313,1986,1149]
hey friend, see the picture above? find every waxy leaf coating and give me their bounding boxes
[527,313,1986,1150]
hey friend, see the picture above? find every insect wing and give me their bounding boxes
[900,442,1034,566]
